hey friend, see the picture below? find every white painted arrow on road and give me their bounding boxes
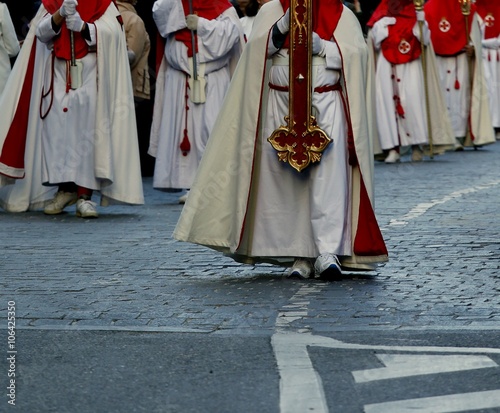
[353,354,498,382]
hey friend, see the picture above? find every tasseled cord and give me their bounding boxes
[179,78,191,156]
[391,66,405,118]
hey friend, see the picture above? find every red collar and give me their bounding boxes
[41,0,113,60]
[425,0,476,56]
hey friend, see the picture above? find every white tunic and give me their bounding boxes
[36,15,100,189]
[370,18,430,149]
[0,3,20,95]
[478,17,500,128]
[434,53,470,138]
[248,48,352,258]
[150,0,243,190]
[430,14,494,145]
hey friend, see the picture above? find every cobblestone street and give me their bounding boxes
[1,143,500,412]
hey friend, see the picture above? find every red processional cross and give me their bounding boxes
[267,0,331,172]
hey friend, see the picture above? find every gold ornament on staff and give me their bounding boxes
[267,0,331,172]
[458,0,471,16]
[413,0,433,158]
[458,0,471,41]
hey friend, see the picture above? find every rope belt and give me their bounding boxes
[268,81,342,94]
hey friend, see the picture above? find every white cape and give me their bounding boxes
[0,4,144,212]
[174,2,388,270]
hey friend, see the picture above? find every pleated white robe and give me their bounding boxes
[149,1,244,190]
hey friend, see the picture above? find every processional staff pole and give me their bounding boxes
[188,0,198,81]
[69,31,78,89]
[413,0,433,158]
[458,0,474,141]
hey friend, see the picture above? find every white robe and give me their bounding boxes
[0,4,144,211]
[478,15,500,128]
[0,2,20,96]
[149,0,244,190]
[369,18,454,153]
[240,15,255,41]
[36,14,101,190]
[174,2,388,270]
[432,14,494,146]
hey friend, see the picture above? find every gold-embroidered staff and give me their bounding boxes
[267,0,331,172]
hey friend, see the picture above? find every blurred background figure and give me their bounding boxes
[239,0,271,40]
[425,0,494,149]
[0,1,20,95]
[116,0,155,177]
[475,0,500,140]
[149,0,244,203]
[230,0,244,18]
[3,0,39,44]
[345,0,381,35]
[367,0,454,163]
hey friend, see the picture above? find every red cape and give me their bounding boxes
[174,0,232,57]
[368,0,421,64]
[42,0,112,59]
[425,0,475,56]
[475,0,500,39]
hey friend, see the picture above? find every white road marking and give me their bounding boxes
[364,390,500,413]
[275,284,326,332]
[387,180,500,227]
[272,333,500,413]
[353,354,497,382]
[272,334,329,413]
[273,181,500,412]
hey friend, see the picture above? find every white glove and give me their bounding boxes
[60,0,78,18]
[66,11,85,32]
[312,32,326,56]
[276,8,290,34]
[379,16,397,27]
[416,10,425,22]
[186,14,199,31]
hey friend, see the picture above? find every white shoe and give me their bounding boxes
[411,145,423,162]
[314,253,342,279]
[454,138,464,151]
[44,191,77,215]
[288,259,313,279]
[76,199,99,218]
[179,190,190,204]
[384,149,400,164]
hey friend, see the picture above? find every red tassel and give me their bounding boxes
[488,52,491,62]
[454,79,460,90]
[497,51,499,62]
[396,100,405,117]
[180,129,191,156]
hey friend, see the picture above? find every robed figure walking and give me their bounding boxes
[174,0,388,279]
